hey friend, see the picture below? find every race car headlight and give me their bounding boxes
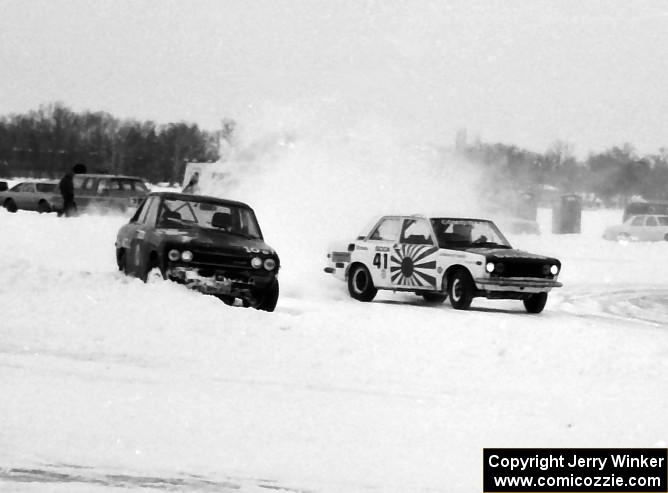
[168,249,180,261]
[181,250,193,262]
[550,264,559,275]
[264,258,276,271]
[251,256,263,269]
[485,262,495,273]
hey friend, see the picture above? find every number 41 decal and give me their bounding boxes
[373,253,388,269]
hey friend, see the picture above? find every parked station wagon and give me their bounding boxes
[73,174,149,213]
[325,215,562,313]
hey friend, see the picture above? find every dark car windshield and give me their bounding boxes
[158,197,262,239]
[430,218,512,249]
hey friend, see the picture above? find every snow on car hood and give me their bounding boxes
[466,247,558,262]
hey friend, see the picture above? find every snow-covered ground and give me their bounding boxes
[1,202,667,492]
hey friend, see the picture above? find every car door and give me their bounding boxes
[390,218,440,290]
[75,176,97,209]
[15,183,37,210]
[657,216,668,240]
[643,215,662,241]
[363,216,403,288]
[125,196,160,272]
[627,215,645,239]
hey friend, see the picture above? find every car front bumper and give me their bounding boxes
[167,265,274,297]
[474,277,562,294]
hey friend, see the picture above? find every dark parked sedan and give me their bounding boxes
[115,191,280,311]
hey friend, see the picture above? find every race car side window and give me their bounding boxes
[368,218,402,241]
[143,197,161,226]
[134,197,155,224]
[400,219,434,245]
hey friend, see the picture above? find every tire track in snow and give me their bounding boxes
[0,466,313,492]
[555,285,668,328]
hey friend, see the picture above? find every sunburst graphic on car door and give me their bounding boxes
[390,245,438,287]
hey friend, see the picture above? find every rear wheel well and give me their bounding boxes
[116,248,126,270]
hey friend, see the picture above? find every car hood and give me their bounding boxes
[466,247,560,264]
[160,227,276,254]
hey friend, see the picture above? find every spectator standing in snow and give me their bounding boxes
[182,171,200,194]
[59,164,84,217]
[59,170,75,217]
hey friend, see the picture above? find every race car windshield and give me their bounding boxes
[159,198,262,239]
[430,218,512,249]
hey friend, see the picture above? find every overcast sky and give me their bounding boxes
[1,0,667,156]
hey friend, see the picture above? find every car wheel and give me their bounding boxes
[255,278,279,312]
[523,292,548,314]
[448,269,474,310]
[139,253,166,283]
[422,292,447,304]
[4,199,17,213]
[347,264,377,302]
[217,295,236,306]
[116,248,126,272]
[37,200,51,213]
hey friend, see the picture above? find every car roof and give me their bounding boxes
[75,173,145,180]
[15,179,59,185]
[377,214,494,222]
[148,191,253,209]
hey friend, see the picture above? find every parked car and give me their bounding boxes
[492,215,541,235]
[73,174,149,213]
[325,215,562,313]
[622,201,668,222]
[0,180,63,213]
[603,214,668,241]
[115,191,280,311]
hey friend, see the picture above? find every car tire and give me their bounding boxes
[255,278,279,312]
[422,292,447,304]
[523,292,548,314]
[217,295,236,306]
[116,248,126,272]
[139,253,166,283]
[37,200,51,213]
[4,199,17,213]
[347,264,377,302]
[448,269,474,310]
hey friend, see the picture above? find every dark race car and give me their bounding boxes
[115,191,280,311]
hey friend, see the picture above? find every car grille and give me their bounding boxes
[494,261,550,278]
[190,248,251,270]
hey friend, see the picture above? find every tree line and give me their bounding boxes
[459,139,668,205]
[2,104,668,204]
[0,103,220,184]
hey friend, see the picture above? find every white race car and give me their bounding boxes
[325,215,562,313]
